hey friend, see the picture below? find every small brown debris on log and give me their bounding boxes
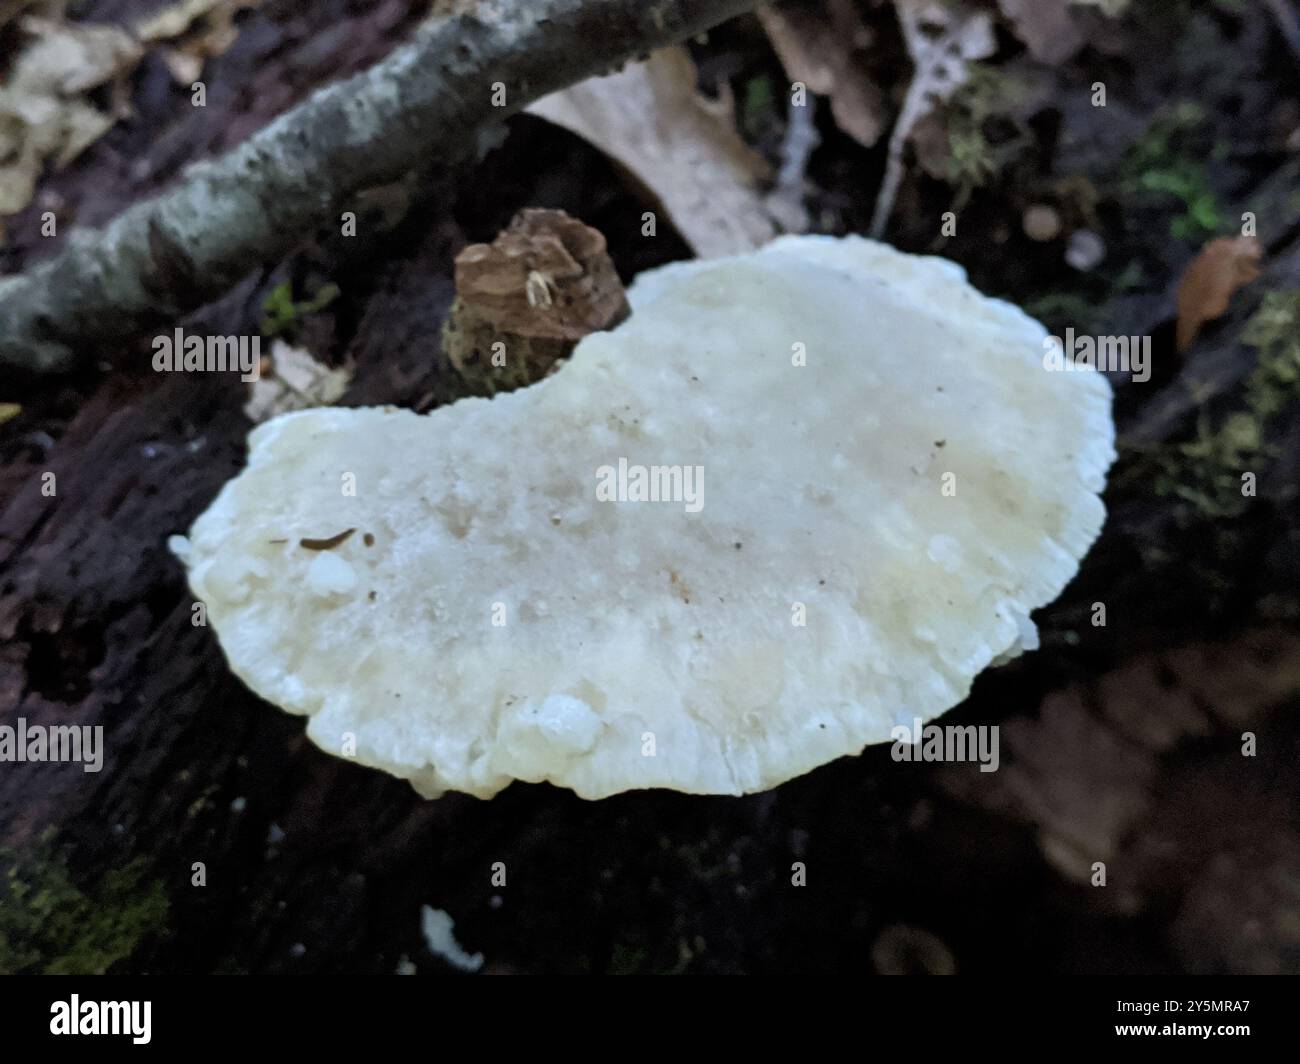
[299,528,356,551]
[441,208,630,394]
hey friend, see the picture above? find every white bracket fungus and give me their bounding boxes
[171,235,1115,799]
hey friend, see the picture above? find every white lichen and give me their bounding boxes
[420,906,483,973]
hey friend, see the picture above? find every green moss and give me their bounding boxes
[1240,291,1300,419]
[260,280,340,341]
[0,831,169,975]
[1118,103,1223,241]
[1022,292,1103,335]
[1150,291,1300,518]
[741,75,776,140]
[1137,169,1221,240]
[935,65,1034,211]
[607,941,651,974]
[439,297,570,398]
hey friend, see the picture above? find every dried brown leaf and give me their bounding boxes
[243,339,352,423]
[13,16,141,97]
[135,0,261,84]
[0,0,59,35]
[996,0,1085,64]
[1175,235,1263,352]
[529,46,776,258]
[757,0,887,148]
[0,16,141,234]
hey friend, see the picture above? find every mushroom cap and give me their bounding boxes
[175,235,1114,799]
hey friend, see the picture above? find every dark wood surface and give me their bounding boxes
[1,0,1297,974]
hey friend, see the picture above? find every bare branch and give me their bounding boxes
[0,0,757,374]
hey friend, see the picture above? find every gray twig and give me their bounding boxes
[0,0,756,374]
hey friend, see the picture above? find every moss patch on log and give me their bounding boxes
[0,830,169,975]
[1150,291,1300,519]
